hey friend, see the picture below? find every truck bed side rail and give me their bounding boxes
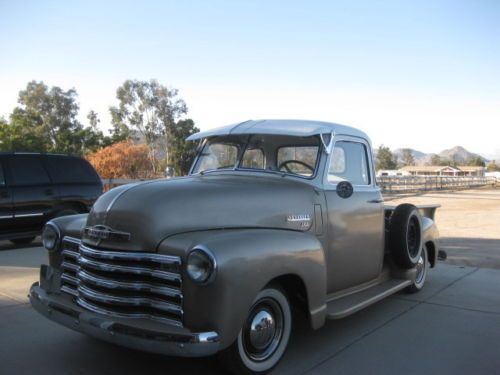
[384,204,440,221]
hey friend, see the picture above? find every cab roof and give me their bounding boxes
[186,119,369,141]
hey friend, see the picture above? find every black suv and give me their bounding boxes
[0,153,102,245]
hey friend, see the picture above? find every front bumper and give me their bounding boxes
[29,281,220,357]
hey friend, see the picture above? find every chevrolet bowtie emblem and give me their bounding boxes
[84,225,131,244]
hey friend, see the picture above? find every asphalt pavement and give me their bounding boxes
[1,243,499,375]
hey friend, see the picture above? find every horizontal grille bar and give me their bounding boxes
[61,273,78,286]
[78,269,182,299]
[78,285,183,315]
[62,261,79,273]
[79,243,181,265]
[61,285,78,297]
[76,297,183,327]
[61,249,79,260]
[79,255,181,283]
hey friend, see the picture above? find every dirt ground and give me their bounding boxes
[387,188,500,269]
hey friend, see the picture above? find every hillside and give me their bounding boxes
[376,146,489,166]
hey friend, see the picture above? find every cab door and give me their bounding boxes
[323,137,385,293]
[0,157,14,229]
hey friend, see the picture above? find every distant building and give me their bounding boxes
[399,165,485,177]
[376,169,410,177]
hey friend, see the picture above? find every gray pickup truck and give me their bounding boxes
[30,120,439,374]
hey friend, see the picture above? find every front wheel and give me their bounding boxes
[405,245,429,293]
[219,286,292,375]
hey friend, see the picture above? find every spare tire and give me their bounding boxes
[389,204,423,269]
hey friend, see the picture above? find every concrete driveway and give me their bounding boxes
[1,244,499,375]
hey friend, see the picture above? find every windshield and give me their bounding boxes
[191,134,321,178]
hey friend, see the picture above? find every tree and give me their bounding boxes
[375,145,397,170]
[487,162,500,172]
[17,81,81,153]
[83,110,113,152]
[429,154,450,166]
[401,148,415,166]
[86,141,154,179]
[430,154,441,166]
[465,156,485,167]
[3,81,106,154]
[87,110,100,129]
[0,109,48,152]
[109,80,188,173]
[165,119,200,176]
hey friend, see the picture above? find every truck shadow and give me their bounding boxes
[56,299,409,375]
[440,237,500,270]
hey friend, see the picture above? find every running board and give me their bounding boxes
[326,279,412,319]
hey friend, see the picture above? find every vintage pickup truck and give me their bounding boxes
[30,120,439,374]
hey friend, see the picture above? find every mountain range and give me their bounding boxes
[387,146,489,166]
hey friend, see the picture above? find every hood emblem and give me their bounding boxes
[286,214,312,229]
[84,225,131,245]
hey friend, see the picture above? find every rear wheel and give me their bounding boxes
[405,245,429,293]
[9,237,36,245]
[219,286,292,375]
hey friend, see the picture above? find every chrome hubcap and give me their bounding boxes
[242,298,284,361]
[249,311,276,350]
[415,252,426,284]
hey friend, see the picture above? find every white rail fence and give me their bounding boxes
[102,176,499,194]
[377,176,498,194]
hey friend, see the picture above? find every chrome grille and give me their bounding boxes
[60,236,183,327]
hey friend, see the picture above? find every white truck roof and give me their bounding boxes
[187,119,369,141]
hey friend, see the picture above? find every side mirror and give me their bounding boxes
[336,181,353,198]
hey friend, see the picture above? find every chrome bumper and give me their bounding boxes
[29,280,219,357]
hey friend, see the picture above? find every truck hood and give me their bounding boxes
[84,173,318,252]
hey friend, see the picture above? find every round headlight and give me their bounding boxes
[187,248,216,283]
[42,223,60,252]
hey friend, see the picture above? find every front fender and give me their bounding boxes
[159,229,327,349]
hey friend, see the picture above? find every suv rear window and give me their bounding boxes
[9,155,51,185]
[44,156,100,184]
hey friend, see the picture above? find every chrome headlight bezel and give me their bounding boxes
[186,247,217,284]
[42,222,61,252]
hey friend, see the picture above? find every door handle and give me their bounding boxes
[367,198,384,204]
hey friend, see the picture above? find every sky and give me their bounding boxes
[1,0,499,159]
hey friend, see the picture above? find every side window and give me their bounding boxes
[327,141,371,185]
[241,148,264,169]
[9,156,51,185]
[45,156,99,183]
